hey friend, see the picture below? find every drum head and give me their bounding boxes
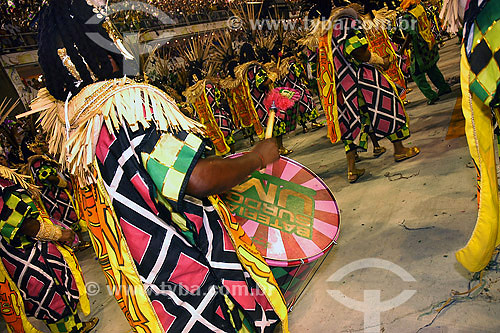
[222,154,340,267]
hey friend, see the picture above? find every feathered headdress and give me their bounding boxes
[211,30,237,69]
[362,7,398,30]
[255,32,278,55]
[300,5,361,51]
[178,34,215,76]
[0,98,20,125]
[440,0,465,34]
[0,165,40,197]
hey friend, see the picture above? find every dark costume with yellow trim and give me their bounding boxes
[0,165,89,333]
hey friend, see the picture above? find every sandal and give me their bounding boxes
[279,148,293,156]
[310,122,325,130]
[75,241,92,252]
[81,317,99,333]
[348,168,365,183]
[394,147,420,162]
[373,146,387,158]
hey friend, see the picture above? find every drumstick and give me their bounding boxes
[265,102,276,139]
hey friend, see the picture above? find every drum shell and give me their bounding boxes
[270,242,335,310]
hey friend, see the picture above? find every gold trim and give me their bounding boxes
[183,79,207,104]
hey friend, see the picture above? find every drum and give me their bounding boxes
[222,154,340,310]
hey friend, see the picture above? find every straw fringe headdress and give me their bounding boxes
[180,33,218,102]
[0,165,40,197]
[211,30,237,68]
[18,78,204,185]
[299,5,362,51]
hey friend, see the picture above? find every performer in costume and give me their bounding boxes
[183,57,236,156]
[220,58,264,146]
[259,42,302,141]
[399,0,451,105]
[239,42,293,155]
[424,0,445,42]
[26,0,290,332]
[441,0,500,273]
[23,143,91,252]
[276,48,325,133]
[361,3,409,102]
[308,0,420,183]
[0,158,97,332]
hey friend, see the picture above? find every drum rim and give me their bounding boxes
[226,153,342,267]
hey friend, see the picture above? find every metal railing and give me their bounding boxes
[0,31,38,54]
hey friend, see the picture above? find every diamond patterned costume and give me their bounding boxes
[0,168,89,332]
[319,12,410,152]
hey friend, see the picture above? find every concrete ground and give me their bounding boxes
[3,41,500,333]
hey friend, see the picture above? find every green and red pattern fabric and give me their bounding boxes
[205,83,236,144]
[0,179,81,326]
[279,60,320,125]
[463,0,500,108]
[29,157,80,231]
[246,64,287,137]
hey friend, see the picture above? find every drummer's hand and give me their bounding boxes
[251,138,279,169]
[59,229,76,244]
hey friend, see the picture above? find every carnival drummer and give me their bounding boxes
[309,0,420,183]
[26,0,290,332]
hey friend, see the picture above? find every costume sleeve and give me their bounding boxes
[255,67,269,91]
[140,130,205,207]
[292,62,302,79]
[0,186,39,243]
[343,17,369,59]
[33,162,58,187]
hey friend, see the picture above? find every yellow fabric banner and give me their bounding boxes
[0,262,42,333]
[192,86,231,156]
[457,46,500,272]
[209,195,289,333]
[317,29,341,144]
[409,4,436,51]
[78,174,164,333]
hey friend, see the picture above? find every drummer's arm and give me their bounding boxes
[186,138,279,197]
